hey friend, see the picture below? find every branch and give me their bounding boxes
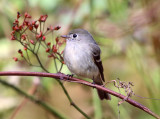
[0,71,159,119]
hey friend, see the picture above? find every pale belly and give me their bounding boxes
[63,43,99,79]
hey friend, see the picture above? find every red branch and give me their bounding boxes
[0,71,159,119]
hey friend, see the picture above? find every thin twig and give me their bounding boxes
[25,50,31,64]
[53,58,58,72]
[36,40,42,54]
[58,63,63,72]
[35,54,49,73]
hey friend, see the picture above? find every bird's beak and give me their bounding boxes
[61,35,70,38]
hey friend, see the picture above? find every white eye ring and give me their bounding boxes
[73,34,77,38]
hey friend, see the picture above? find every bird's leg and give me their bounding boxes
[91,77,97,89]
[90,81,96,89]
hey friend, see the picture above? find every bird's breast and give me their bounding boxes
[64,42,99,78]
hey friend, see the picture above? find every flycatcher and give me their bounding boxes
[61,29,111,100]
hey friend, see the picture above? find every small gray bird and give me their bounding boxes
[61,29,111,100]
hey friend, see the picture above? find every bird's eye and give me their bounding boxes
[73,34,77,38]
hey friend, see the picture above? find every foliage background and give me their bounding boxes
[0,0,160,119]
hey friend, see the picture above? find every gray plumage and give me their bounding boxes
[63,29,111,100]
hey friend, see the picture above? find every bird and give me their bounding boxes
[61,29,111,100]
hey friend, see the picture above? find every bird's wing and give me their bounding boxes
[89,43,105,82]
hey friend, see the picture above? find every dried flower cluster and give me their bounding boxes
[11,12,64,72]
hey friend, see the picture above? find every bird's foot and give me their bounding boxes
[91,82,96,89]
[91,81,96,85]
[67,74,74,80]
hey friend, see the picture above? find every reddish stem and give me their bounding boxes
[0,71,159,119]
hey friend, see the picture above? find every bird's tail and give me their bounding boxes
[97,88,111,100]
[94,77,111,100]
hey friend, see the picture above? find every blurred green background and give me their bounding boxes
[0,0,160,119]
